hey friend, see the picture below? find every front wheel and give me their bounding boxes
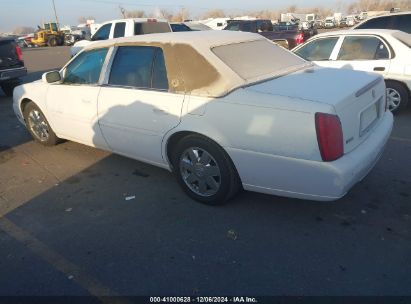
[23,102,59,146]
[385,81,409,114]
[172,135,241,205]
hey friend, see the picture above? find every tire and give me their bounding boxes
[47,36,57,47]
[1,80,20,97]
[385,80,409,114]
[23,102,59,146]
[171,135,241,205]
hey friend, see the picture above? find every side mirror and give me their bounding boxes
[42,71,61,83]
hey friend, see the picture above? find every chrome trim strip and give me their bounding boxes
[355,77,382,98]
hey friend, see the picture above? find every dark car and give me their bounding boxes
[0,37,27,96]
[354,11,411,33]
[224,20,306,49]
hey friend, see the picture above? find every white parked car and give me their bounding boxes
[13,31,393,205]
[293,29,411,113]
[70,18,171,57]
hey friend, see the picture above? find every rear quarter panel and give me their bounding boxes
[168,88,334,163]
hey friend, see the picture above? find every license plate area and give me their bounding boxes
[360,98,381,137]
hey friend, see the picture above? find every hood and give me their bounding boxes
[245,67,381,111]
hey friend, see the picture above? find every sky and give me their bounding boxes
[0,0,347,32]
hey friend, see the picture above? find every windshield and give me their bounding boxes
[212,39,309,81]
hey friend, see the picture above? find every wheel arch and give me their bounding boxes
[164,130,236,173]
[20,98,33,116]
[385,79,410,96]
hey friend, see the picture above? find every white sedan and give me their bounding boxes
[13,31,393,205]
[293,29,411,113]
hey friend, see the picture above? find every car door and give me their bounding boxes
[97,46,185,165]
[330,35,391,76]
[90,23,112,41]
[46,47,110,148]
[293,36,341,68]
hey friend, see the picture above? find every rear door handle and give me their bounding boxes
[374,67,385,71]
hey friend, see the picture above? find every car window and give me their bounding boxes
[91,23,112,41]
[171,23,192,32]
[294,37,339,61]
[64,48,108,84]
[225,22,240,31]
[241,22,253,32]
[113,22,126,38]
[109,46,168,90]
[152,49,169,90]
[356,16,393,29]
[337,36,389,60]
[393,14,411,33]
[134,22,171,35]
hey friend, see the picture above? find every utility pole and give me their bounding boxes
[52,0,60,26]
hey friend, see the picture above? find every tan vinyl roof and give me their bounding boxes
[84,31,308,97]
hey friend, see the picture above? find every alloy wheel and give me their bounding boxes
[179,147,221,197]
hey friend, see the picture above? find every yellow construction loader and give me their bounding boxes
[31,22,65,47]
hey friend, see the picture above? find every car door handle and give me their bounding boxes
[374,67,385,71]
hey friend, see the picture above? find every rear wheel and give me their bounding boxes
[385,81,409,114]
[47,36,57,47]
[172,135,241,205]
[23,102,59,146]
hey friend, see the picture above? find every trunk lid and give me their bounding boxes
[0,39,23,69]
[246,67,386,153]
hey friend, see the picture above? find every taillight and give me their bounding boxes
[15,46,23,61]
[315,113,344,162]
[296,33,304,45]
[147,18,157,22]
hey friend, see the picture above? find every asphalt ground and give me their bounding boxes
[0,46,411,299]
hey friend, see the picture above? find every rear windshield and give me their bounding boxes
[212,39,308,80]
[134,22,171,35]
[393,31,411,47]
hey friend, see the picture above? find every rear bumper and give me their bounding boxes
[227,111,394,201]
[0,67,27,82]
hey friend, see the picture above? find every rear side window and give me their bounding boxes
[152,49,168,90]
[109,46,168,90]
[134,22,171,35]
[356,16,393,29]
[294,37,339,61]
[225,22,240,31]
[92,23,112,41]
[171,23,192,32]
[64,48,108,84]
[241,22,253,32]
[337,36,389,60]
[113,22,126,38]
[393,14,411,33]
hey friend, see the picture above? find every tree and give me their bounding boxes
[158,8,174,20]
[124,10,146,18]
[171,7,190,22]
[201,9,226,19]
